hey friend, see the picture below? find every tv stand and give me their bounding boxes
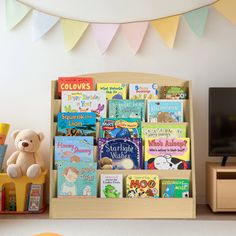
[221,156,228,166]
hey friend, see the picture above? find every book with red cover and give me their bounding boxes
[58,77,94,98]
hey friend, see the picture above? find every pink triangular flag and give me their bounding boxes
[122,22,149,54]
[91,23,119,54]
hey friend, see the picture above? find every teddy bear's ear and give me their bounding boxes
[11,130,20,140]
[37,132,44,141]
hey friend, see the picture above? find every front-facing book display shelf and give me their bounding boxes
[49,72,196,219]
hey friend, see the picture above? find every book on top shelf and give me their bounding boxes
[109,100,145,122]
[97,138,142,170]
[145,138,190,170]
[129,83,159,100]
[160,86,188,100]
[57,162,97,198]
[61,91,106,121]
[142,123,187,139]
[100,118,142,139]
[58,77,94,98]
[97,83,127,99]
[54,136,94,168]
[147,100,183,123]
[57,112,96,137]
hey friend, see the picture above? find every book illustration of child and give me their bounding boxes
[60,167,80,196]
[83,185,92,196]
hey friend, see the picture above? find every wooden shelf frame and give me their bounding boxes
[49,72,196,219]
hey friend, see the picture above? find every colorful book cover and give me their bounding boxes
[97,138,142,170]
[160,86,188,100]
[109,100,145,122]
[0,123,10,145]
[142,123,187,139]
[126,175,159,198]
[147,100,183,123]
[161,179,189,198]
[54,136,94,168]
[58,112,96,137]
[28,184,43,212]
[100,118,141,139]
[0,186,5,211]
[97,83,127,100]
[129,83,158,100]
[100,174,123,198]
[57,162,97,198]
[58,77,94,98]
[145,138,190,170]
[61,91,106,121]
[0,145,7,171]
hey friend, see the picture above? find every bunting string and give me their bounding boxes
[4,0,236,54]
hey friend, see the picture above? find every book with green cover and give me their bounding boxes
[142,123,187,139]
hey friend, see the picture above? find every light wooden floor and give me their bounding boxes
[0,205,236,220]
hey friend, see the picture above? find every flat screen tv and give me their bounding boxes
[209,88,236,166]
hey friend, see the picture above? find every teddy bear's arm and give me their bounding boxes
[6,151,20,165]
[34,152,45,171]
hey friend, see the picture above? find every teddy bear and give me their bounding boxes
[6,129,45,179]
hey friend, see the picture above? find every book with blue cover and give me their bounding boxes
[147,100,184,123]
[57,162,97,198]
[54,136,94,168]
[97,138,142,170]
[57,112,96,137]
[100,118,141,138]
[109,100,145,122]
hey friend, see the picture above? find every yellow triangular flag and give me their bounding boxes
[5,0,31,30]
[61,19,89,51]
[213,0,236,25]
[152,15,180,48]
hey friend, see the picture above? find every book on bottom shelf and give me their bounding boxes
[27,184,44,212]
[57,162,97,198]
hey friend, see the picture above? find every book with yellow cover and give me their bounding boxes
[97,83,127,100]
[145,138,190,170]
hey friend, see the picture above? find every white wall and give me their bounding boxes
[0,2,236,204]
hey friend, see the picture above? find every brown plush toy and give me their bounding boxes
[6,129,45,179]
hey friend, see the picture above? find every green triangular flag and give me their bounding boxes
[184,7,209,37]
[5,0,31,30]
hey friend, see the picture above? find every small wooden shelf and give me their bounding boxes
[49,72,196,219]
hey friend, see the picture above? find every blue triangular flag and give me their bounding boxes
[184,7,209,37]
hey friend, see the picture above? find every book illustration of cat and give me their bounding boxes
[157,112,177,123]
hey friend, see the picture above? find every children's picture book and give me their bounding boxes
[160,86,188,100]
[145,138,190,170]
[97,138,142,170]
[57,162,97,198]
[58,77,94,98]
[142,123,187,139]
[126,175,159,198]
[54,136,94,168]
[57,112,96,137]
[109,100,145,122]
[97,83,127,100]
[129,83,158,100]
[161,179,189,198]
[0,123,10,145]
[0,145,7,171]
[61,91,106,121]
[100,118,141,139]
[100,174,123,198]
[28,184,43,212]
[147,100,183,123]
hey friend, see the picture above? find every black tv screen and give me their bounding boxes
[209,88,236,157]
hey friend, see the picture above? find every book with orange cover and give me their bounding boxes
[58,77,94,98]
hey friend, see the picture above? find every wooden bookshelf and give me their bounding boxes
[49,72,196,219]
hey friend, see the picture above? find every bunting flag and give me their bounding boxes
[152,15,180,48]
[213,0,236,25]
[5,0,31,30]
[122,22,149,54]
[91,24,119,54]
[61,19,89,51]
[32,11,59,41]
[184,7,208,37]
